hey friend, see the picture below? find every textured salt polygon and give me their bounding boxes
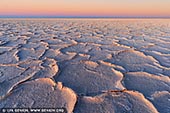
[107,49,164,75]
[123,72,170,113]
[0,65,39,99]
[123,72,170,97]
[150,91,170,113]
[74,91,159,113]
[56,59,125,96]
[0,78,77,113]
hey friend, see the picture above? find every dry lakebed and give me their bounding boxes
[0,19,170,113]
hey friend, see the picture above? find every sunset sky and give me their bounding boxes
[0,0,170,17]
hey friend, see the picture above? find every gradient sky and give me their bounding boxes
[0,0,170,17]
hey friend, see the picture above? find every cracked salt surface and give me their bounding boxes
[0,19,170,113]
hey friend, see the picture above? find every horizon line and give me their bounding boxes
[0,15,170,19]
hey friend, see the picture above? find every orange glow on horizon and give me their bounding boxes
[0,0,170,17]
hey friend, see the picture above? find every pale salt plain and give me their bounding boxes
[0,19,170,113]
